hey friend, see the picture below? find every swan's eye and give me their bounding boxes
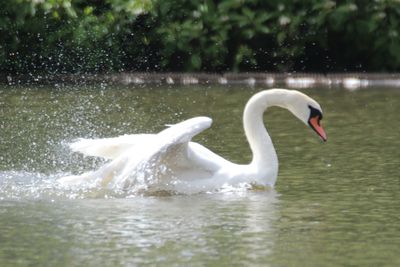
[308,105,323,121]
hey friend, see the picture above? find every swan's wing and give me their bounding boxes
[69,115,211,160]
[158,116,212,146]
[112,116,214,186]
[69,134,155,160]
[59,117,214,187]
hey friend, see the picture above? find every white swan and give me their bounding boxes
[59,89,327,193]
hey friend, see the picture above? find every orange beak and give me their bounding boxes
[309,116,327,142]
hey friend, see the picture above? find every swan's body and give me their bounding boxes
[59,89,326,193]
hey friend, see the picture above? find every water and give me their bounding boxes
[0,84,399,266]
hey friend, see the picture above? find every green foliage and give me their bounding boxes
[0,0,153,73]
[149,0,400,72]
[1,0,400,73]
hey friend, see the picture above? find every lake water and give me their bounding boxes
[0,84,399,266]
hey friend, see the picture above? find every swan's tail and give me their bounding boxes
[58,155,127,187]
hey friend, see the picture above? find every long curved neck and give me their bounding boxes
[243,90,291,178]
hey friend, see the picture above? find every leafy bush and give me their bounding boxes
[0,0,153,74]
[1,0,400,73]
[153,0,400,72]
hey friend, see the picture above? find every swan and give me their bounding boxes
[59,89,327,193]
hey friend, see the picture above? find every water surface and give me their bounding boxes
[0,84,399,266]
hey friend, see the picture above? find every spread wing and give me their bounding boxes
[69,134,155,160]
[59,117,214,188]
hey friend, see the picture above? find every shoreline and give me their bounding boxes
[2,72,400,89]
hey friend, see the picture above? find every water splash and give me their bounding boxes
[0,169,266,200]
[0,171,96,200]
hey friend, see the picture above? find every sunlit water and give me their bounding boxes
[0,84,399,266]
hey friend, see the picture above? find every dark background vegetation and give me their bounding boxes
[1,0,400,74]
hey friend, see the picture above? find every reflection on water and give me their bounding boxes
[0,193,279,266]
[0,85,399,266]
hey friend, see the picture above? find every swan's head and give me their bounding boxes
[245,89,327,142]
[286,90,327,142]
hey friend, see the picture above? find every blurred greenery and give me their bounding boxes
[1,0,400,74]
